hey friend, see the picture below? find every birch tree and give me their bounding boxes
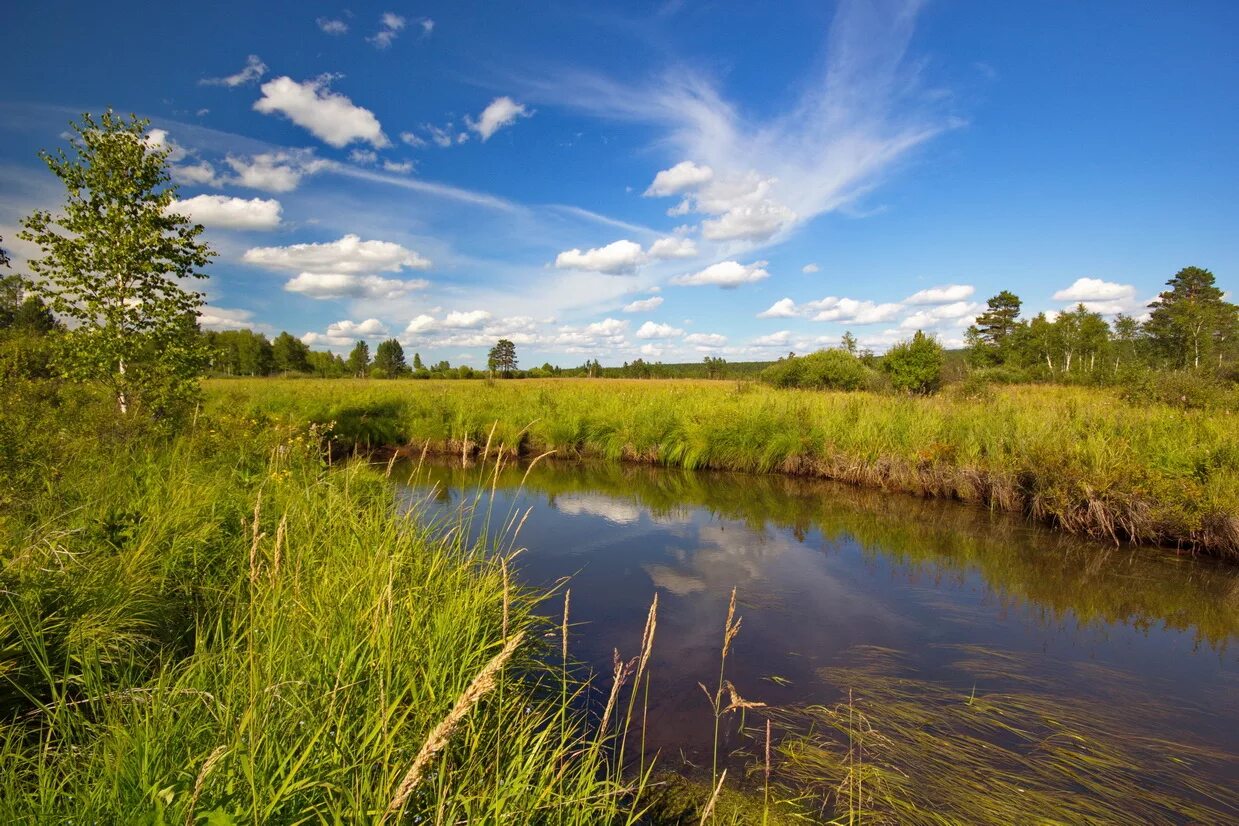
[18,111,213,418]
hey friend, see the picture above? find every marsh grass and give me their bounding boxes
[206,378,1239,558]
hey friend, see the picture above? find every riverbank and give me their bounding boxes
[207,378,1239,559]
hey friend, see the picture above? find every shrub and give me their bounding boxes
[882,331,945,394]
[761,349,869,390]
[1120,370,1239,410]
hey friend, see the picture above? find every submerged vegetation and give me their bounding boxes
[208,378,1239,557]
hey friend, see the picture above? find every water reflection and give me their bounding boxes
[398,457,1239,765]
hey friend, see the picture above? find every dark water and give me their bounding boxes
[397,457,1239,790]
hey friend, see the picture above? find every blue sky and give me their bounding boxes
[3,0,1237,365]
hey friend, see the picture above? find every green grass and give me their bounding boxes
[206,377,1239,558]
[0,414,658,822]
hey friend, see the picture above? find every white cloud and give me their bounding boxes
[201,55,267,88]
[420,19,435,34]
[584,318,627,336]
[802,263,820,274]
[172,194,282,230]
[143,129,188,162]
[383,160,414,174]
[368,12,406,48]
[317,17,348,34]
[404,315,438,334]
[1053,277,1136,303]
[751,330,793,347]
[904,284,975,305]
[644,161,714,196]
[468,96,531,141]
[442,310,492,328]
[647,236,698,259]
[171,161,221,186]
[898,300,978,330]
[623,296,664,313]
[808,296,902,324]
[244,234,431,274]
[757,297,800,318]
[349,149,378,165]
[306,318,390,346]
[399,131,426,148]
[671,260,769,288]
[636,321,684,339]
[225,151,330,192]
[684,332,727,346]
[199,306,256,331]
[555,239,644,274]
[701,199,797,242]
[639,344,664,357]
[254,76,388,148]
[283,273,429,300]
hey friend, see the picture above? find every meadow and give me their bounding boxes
[207,377,1239,559]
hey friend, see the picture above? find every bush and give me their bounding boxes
[761,349,870,390]
[882,331,945,394]
[1120,370,1239,410]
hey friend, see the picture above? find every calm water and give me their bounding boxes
[397,457,1239,793]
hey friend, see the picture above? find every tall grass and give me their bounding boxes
[207,378,1239,558]
[0,414,647,822]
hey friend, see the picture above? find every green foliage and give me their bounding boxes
[882,331,945,394]
[372,338,407,376]
[1119,369,1239,410]
[206,329,274,376]
[487,338,518,376]
[967,290,1022,366]
[1144,266,1238,369]
[17,111,213,421]
[271,331,310,374]
[762,349,870,390]
[346,340,370,377]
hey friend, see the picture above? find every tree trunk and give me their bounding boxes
[117,357,129,415]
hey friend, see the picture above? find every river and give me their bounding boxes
[398,456,1239,818]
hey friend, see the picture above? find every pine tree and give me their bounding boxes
[1144,267,1237,369]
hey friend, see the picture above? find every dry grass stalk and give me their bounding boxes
[722,587,742,660]
[249,493,264,584]
[699,769,727,824]
[598,648,636,738]
[723,680,766,713]
[561,589,571,662]
[270,514,286,582]
[384,450,399,478]
[184,745,228,826]
[501,556,511,641]
[383,632,525,820]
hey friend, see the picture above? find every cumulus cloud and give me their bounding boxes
[751,330,793,347]
[468,96,531,141]
[554,239,644,274]
[244,234,430,274]
[636,321,684,339]
[201,55,267,87]
[898,300,978,329]
[284,273,429,300]
[802,263,820,274]
[671,260,769,288]
[684,332,727,346]
[442,310,493,328]
[172,194,282,230]
[317,17,348,34]
[1053,277,1137,303]
[701,198,797,242]
[368,12,406,48]
[807,297,903,324]
[757,297,800,318]
[647,236,698,259]
[143,129,188,162]
[254,76,388,148]
[623,296,664,313]
[349,149,378,165]
[225,151,331,192]
[171,160,221,186]
[304,318,389,346]
[904,284,975,304]
[644,161,714,196]
[199,306,256,331]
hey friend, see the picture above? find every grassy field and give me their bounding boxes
[206,378,1239,558]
